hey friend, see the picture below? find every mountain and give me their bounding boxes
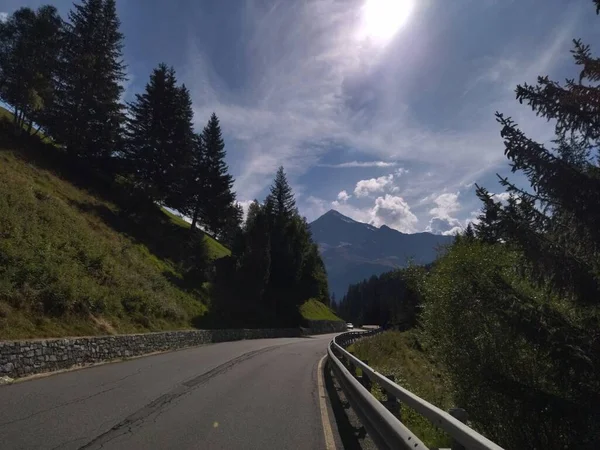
[309,210,454,298]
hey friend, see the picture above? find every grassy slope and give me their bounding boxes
[161,208,230,260]
[0,141,232,339]
[350,330,454,448]
[0,106,326,338]
[299,298,342,322]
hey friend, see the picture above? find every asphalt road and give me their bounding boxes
[0,333,338,450]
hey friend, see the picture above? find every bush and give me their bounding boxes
[420,241,599,449]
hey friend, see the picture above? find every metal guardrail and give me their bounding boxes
[327,330,505,450]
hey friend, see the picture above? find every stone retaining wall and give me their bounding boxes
[303,320,347,334]
[0,328,300,379]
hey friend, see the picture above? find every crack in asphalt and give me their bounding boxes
[76,345,285,450]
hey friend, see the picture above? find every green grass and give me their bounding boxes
[299,298,342,321]
[0,144,217,340]
[161,208,230,260]
[0,106,13,121]
[349,330,454,448]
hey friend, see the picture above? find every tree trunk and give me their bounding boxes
[190,202,200,232]
[18,110,26,130]
[32,124,42,137]
[27,119,33,135]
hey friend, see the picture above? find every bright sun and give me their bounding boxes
[359,0,414,43]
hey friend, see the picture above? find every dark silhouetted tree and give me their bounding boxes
[198,113,235,237]
[266,166,297,219]
[213,168,329,327]
[47,0,126,166]
[125,64,194,205]
[220,202,244,247]
[0,6,62,133]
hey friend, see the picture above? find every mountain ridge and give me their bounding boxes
[309,209,453,298]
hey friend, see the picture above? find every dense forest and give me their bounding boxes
[0,0,329,331]
[335,266,424,328]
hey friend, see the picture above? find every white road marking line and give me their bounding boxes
[317,355,337,450]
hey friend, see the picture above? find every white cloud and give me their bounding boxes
[354,174,394,197]
[337,190,351,202]
[426,217,463,235]
[370,195,418,233]
[318,161,397,168]
[424,192,465,235]
[429,192,461,219]
[0,12,8,23]
[491,192,511,203]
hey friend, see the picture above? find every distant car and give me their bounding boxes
[346,323,354,330]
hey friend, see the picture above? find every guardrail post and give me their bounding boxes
[360,359,371,392]
[346,350,355,371]
[383,375,400,419]
[449,408,468,450]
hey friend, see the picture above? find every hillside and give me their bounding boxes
[299,298,342,322]
[0,108,336,338]
[0,132,231,339]
[161,208,230,260]
[309,210,453,297]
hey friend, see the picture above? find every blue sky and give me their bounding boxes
[2,0,599,234]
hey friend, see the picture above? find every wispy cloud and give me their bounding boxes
[0,12,8,23]
[318,161,398,168]
[180,0,585,228]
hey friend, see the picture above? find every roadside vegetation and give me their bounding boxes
[350,330,453,449]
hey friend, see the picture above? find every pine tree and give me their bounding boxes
[212,201,271,326]
[245,200,262,230]
[236,203,271,314]
[185,133,207,231]
[0,6,62,133]
[125,64,195,205]
[264,167,301,299]
[473,185,504,244]
[463,222,476,240]
[220,202,244,247]
[47,0,126,166]
[467,5,600,444]
[197,113,236,237]
[165,83,195,209]
[266,166,298,220]
[263,168,328,324]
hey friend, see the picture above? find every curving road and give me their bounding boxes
[0,333,339,450]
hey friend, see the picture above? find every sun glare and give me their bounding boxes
[359,0,414,44]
